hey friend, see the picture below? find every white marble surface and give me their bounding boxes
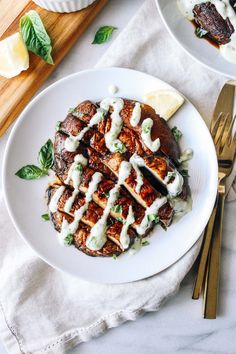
[0,0,236,353]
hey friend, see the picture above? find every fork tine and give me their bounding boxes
[211,112,222,139]
[224,114,236,147]
[214,113,228,148]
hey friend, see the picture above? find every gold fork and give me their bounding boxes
[203,112,236,319]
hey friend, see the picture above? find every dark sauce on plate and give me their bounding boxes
[191,20,219,49]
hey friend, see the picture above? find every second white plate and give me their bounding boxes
[156,0,236,79]
[3,67,218,283]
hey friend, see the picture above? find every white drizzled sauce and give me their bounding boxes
[177,0,236,63]
[100,97,125,153]
[86,184,119,250]
[108,84,119,95]
[86,160,134,251]
[164,171,184,197]
[130,102,141,127]
[58,172,102,246]
[136,197,167,235]
[141,118,160,152]
[64,108,106,152]
[64,154,88,213]
[129,154,144,193]
[49,186,65,213]
[120,205,135,249]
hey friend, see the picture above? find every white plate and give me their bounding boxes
[156,0,236,79]
[2,67,218,284]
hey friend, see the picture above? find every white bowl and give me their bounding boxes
[33,0,96,13]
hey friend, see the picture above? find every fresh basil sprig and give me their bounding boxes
[38,139,54,171]
[20,10,54,64]
[15,139,54,180]
[92,26,117,44]
[15,165,46,180]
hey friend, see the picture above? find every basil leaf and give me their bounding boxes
[195,27,208,38]
[171,126,182,142]
[64,234,73,245]
[15,165,44,180]
[38,139,54,172]
[92,26,117,44]
[20,10,54,64]
[41,213,50,221]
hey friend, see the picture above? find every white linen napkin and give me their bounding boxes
[0,0,235,353]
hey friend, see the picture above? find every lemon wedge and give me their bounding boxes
[0,32,29,79]
[143,89,185,121]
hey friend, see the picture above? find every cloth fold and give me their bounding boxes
[0,0,235,353]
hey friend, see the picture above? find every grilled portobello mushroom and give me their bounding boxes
[47,96,191,257]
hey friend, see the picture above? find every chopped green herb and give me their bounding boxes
[112,204,122,213]
[41,213,50,221]
[160,223,167,231]
[112,254,118,260]
[113,141,126,153]
[75,164,83,173]
[64,234,73,245]
[55,121,61,132]
[171,126,182,142]
[147,214,160,224]
[195,27,208,38]
[20,10,54,64]
[142,240,150,247]
[68,107,75,113]
[142,122,151,134]
[92,26,117,44]
[180,169,189,177]
[116,217,124,223]
[97,107,107,116]
[104,191,110,198]
[167,171,177,180]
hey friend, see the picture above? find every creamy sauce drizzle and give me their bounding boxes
[136,197,167,235]
[177,0,236,63]
[141,118,160,152]
[58,172,102,246]
[130,102,141,127]
[100,97,125,153]
[64,108,106,152]
[129,154,144,193]
[49,186,65,213]
[108,84,119,95]
[63,154,88,213]
[120,205,135,249]
[86,160,134,251]
[164,171,184,198]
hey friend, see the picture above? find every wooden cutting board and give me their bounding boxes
[0,0,108,137]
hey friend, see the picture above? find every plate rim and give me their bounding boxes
[155,0,233,79]
[2,67,218,283]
